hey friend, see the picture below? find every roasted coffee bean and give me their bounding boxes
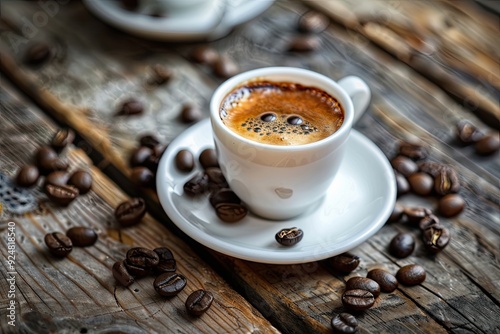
[66,226,98,247]
[404,206,432,224]
[389,232,415,258]
[423,224,450,253]
[130,167,155,188]
[120,0,139,11]
[367,269,398,292]
[213,56,239,78]
[206,167,228,189]
[139,134,160,149]
[398,142,428,161]
[185,289,214,316]
[175,149,195,172]
[475,133,499,155]
[154,247,176,273]
[387,203,404,223]
[275,227,304,246]
[331,313,358,334]
[115,198,147,227]
[199,148,219,168]
[438,194,465,217]
[126,247,160,269]
[16,165,40,187]
[144,144,166,173]
[130,146,153,167]
[35,146,58,171]
[45,232,72,257]
[180,104,203,123]
[418,214,440,230]
[215,203,248,223]
[40,158,69,174]
[418,161,445,177]
[44,183,79,206]
[116,99,144,116]
[456,120,483,144]
[330,253,360,273]
[184,172,210,196]
[51,128,75,151]
[396,264,426,286]
[434,167,460,196]
[298,11,329,33]
[346,277,380,298]
[68,170,93,194]
[44,171,70,187]
[288,35,322,52]
[154,273,187,297]
[391,156,418,177]
[148,64,172,85]
[408,172,434,196]
[24,42,52,65]
[112,261,134,287]
[124,260,151,278]
[209,188,240,207]
[191,46,219,65]
[342,289,375,311]
[395,171,410,196]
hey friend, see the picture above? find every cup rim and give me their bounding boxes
[210,66,354,151]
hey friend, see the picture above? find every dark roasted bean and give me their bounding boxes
[124,261,151,278]
[115,198,147,227]
[175,149,195,172]
[298,11,329,33]
[44,184,79,206]
[398,142,428,160]
[44,171,70,187]
[180,104,203,123]
[404,206,432,224]
[45,232,72,257]
[116,99,144,116]
[346,277,380,298]
[51,128,75,151]
[434,167,460,195]
[418,161,445,177]
[206,167,228,189]
[139,134,160,149]
[184,172,210,196]
[331,313,358,334]
[66,226,98,247]
[438,194,465,217]
[148,64,172,85]
[185,289,214,316]
[396,264,426,286]
[16,165,40,187]
[154,273,187,297]
[275,227,304,246]
[418,214,440,230]
[68,170,93,194]
[395,171,410,196]
[24,42,52,65]
[389,232,415,258]
[329,253,360,273]
[126,247,159,270]
[475,133,499,155]
[387,203,404,223]
[422,224,450,253]
[112,261,134,287]
[215,203,248,223]
[288,35,321,52]
[342,289,375,311]
[367,269,398,292]
[209,188,240,208]
[408,172,434,196]
[199,148,219,168]
[456,120,483,144]
[391,156,418,177]
[154,247,177,273]
[130,167,155,188]
[130,146,153,167]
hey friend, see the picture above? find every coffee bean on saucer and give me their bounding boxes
[24,42,52,65]
[175,149,195,172]
[16,165,40,187]
[403,206,432,224]
[130,146,153,167]
[434,167,460,196]
[185,289,214,316]
[342,289,375,311]
[112,261,134,287]
[154,273,187,297]
[130,167,155,188]
[66,226,98,247]
[298,11,329,33]
[395,171,410,196]
[115,198,147,227]
[184,172,210,196]
[438,194,465,217]
[44,183,79,206]
[139,134,160,149]
[346,277,380,298]
[191,46,219,65]
[366,268,398,292]
[154,247,176,273]
[389,232,415,258]
[408,172,434,196]
[199,148,218,168]
[475,133,499,155]
[180,104,203,123]
[396,264,426,286]
[398,142,428,161]
[209,188,240,208]
[288,35,322,52]
[456,120,483,144]
[51,128,75,151]
[418,214,440,231]
[116,98,144,116]
[213,56,239,78]
[391,156,418,177]
[329,252,360,273]
[148,64,172,86]
[44,232,72,257]
[418,161,445,177]
[215,203,248,223]
[205,167,228,189]
[387,203,404,223]
[422,224,450,253]
[275,227,304,246]
[331,313,358,334]
[68,170,93,194]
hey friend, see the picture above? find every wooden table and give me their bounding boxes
[0,1,498,333]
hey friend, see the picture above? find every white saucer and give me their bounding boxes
[156,119,396,264]
[83,0,274,41]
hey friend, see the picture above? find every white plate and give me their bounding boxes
[156,119,396,264]
[83,0,274,41]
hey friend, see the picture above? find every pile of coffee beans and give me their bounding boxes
[455,119,499,156]
[44,226,98,257]
[128,133,167,188]
[190,46,240,79]
[112,246,213,316]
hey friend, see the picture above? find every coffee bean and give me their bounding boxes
[215,203,248,223]
[148,64,172,85]
[44,171,70,187]
[209,188,240,207]
[398,142,428,161]
[130,146,153,167]
[391,156,418,177]
[124,260,151,278]
[199,148,219,168]
[367,269,398,292]
[418,214,440,231]
[66,226,98,247]
[154,273,187,297]
[418,161,445,177]
[342,289,375,311]
[434,167,460,196]
[40,158,69,174]
[145,144,166,172]
[395,171,410,196]
[35,146,58,173]
[346,277,380,298]
[185,289,214,316]
[68,170,93,194]
[16,165,40,187]
[154,247,176,273]
[130,167,155,188]
[288,35,322,52]
[44,183,79,206]
[329,253,360,273]
[126,247,159,271]
[396,264,426,286]
[51,128,75,151]
[438,194,465,217]
[112,261,134,287]
[180,104,203,123]
[205,167,228,189]
[475,133,499,155]
[213,56,239,78]
[24,42,52,65]
[191,46,219,65]
[331,313,358,334]
[175,149,195,172]
[184,172,210,196]
[116,99,144,116]
[115,198,147,227]
[387,203,404,223]
[298,11,329,33]
[408,172,434,196]
[422,224,450,253]
[403,206,432,224]
[389,232,415,258]
[275,227,304,246]
[45,232,72,257]
[139,134,160,149]
[456,120,483,144]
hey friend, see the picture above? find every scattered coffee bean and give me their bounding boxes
[404,206,432,224]
[298,11,329,33]
[66,226,98,247]
[331,313,358,334]
[418,214,440,231]
[40,157,69,174]
[209,188,240,208]
[434,167,460,196]
[418,161,444,177]
[124,260,151,278]
[396,264,426,286]
[391,156,418,177]
[342,289,375,311]
[184,172,210,196]
[130,167,155,188]
[35,146,58,174]
[112,261,134,287]
[475,133,499,155]
[395,171,410,196]
[329,253,360,273]
[148,64,172,85]
[275,227,304,246]
[205,167,228,189]
[175,149,195,172]
[367,269,398,292]
[199,148,219,168]
[180,104,203,123]
[116,99,144,116]
[139,134,160,149]
[154,273,187,297]
[422,224,450,253]
[45,232,72,257]
[213,56,239,78]
[154,247,177,273]
[44,171,70,187]
[115,198,147,227]
[456,120,483,144]
[389,232,415,258]
[130,146,153,167]
[16,165,40,187]
[191,46,219,65]
[398,142,428,161]
[387,203,404,223]
[24,42,52,65]
[126,247,160,268]
[408,172,434,196]
[51,128,75,151]
[346,277,380,298]
[68,170,93,194]
[185,289,214,316]
[44,183,79,206]
[215,203,248,223]
[288,35,322,52]
[438,194,465,217]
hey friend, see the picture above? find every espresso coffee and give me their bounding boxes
[220,81,344,146]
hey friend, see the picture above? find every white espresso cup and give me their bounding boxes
[210,67,371,220]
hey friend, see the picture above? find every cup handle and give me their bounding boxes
[338,76,371,124]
